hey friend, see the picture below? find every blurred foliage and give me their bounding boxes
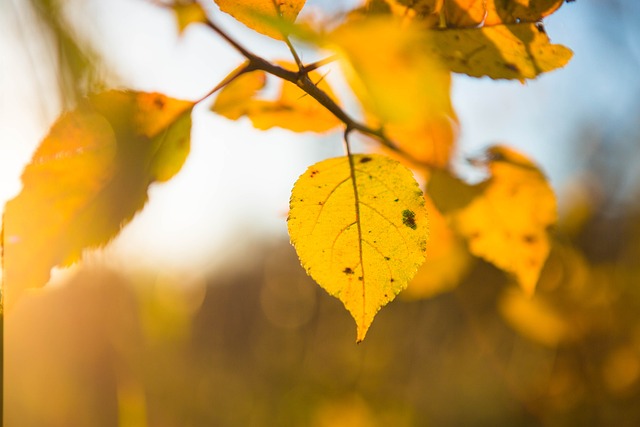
[6,149,640,425]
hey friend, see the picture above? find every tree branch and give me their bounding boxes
[203,19,430,168]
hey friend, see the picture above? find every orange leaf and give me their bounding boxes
[2,91,194,310]
[212,62,341,133]
[429,146,557,295]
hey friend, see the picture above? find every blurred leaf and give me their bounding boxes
[2,91,194,309]
[172,1,208,34]
[498,288,568,346]
[288,154,428,341]
[212,62,341,133]
[328,17,457,167]
[429,146,557,295]
[213,0,306,40]
[211,62,266,120]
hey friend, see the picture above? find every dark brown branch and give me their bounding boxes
[203,19,430,168]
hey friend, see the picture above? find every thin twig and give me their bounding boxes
[194,61,253,104]
[302,55,338,73]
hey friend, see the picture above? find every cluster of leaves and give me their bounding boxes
[1,0,573,341]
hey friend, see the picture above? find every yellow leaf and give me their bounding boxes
[212,61,341,133]
[429,146,557,295]
[498,288,567,346]
[172,2,208,34]
[2,91,194,310]
[211,63,267,120]
[327,17,457,167]
[330,18,449,125]
[213,0,306,40]
[403,194,472,299]
[429,23,573,80]
[288,154,429,342]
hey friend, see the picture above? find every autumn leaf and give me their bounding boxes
[428,146,557,295]
[429,23,573,80]
[211,62,267,120]
[213,0,306,40]
[212,61,341,133]
[326,17,458,168]
[371,0,572,80]
[2,91,194,310]
[288,154,429,342]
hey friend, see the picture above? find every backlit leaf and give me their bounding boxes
[429,23,573,80]
[328,17,458,167]
[329,18,449,126]
[212,62,341,133]
[213,0,306,40]
[288,154,429,342]
[2,91,194,310]
[211,63,267,120]
[429,146,557,295]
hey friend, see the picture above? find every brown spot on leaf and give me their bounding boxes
[402,209,417,230]
[360,156,372,163]
[153,96,165,109]
[343,267,354,275]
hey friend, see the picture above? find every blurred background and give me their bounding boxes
[2,0,640,425]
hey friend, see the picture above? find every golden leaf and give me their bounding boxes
[429,23,573,80]
[213,0,306,40]
[288,154,429,342]
[212,62,341,133]
[2,91,194,310]
[211,63,267,120]
[328,17,457,167]
[429,146,557,295]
